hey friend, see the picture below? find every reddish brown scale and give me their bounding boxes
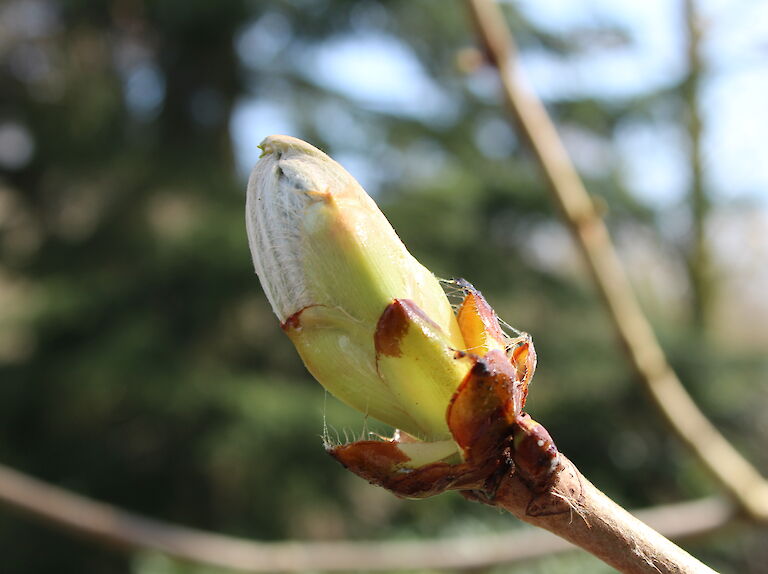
[332,440,409,470]
[373,300,409,357]
[281,310,303,331]
[448,359,510,456]
[374,299,442,358]
[510,341,536,408]
[280,304,318,331]
[330,441,486,498]
[456,288,507,345]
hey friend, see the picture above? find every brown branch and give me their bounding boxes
[0,462,733,572]
[465,0,768,522]
[491,455,720,574]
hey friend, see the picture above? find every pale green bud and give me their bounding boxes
[246,135,468,441]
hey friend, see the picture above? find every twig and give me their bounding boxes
[491,455,719,574]
[465,0,768,522]
[0,462,734,572]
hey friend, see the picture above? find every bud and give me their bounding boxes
[246,135,467,441]
[246,136,545,494]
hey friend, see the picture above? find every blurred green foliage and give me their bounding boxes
[1,1,766,573]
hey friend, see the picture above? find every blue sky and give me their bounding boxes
[516,0,768,207]
[232,0,768,208]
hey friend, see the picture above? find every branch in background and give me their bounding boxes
[0,463,735,572]
[683,0,712,331]
[464,0,768,522]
